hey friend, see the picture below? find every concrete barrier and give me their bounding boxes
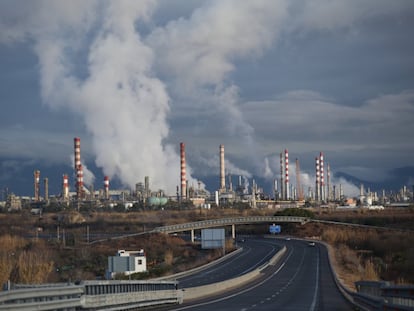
[154,247,244,281]
[183,246,287,301]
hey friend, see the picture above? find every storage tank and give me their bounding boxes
[148,197,168,206]
[148,197,160,206]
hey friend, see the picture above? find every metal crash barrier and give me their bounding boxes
[0,280,183,311]
[354,281,414,311]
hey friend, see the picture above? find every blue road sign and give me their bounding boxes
[269,224,281,234]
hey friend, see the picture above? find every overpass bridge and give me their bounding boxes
[152,216,310,242]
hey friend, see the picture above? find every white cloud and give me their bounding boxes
[1,0,413,195]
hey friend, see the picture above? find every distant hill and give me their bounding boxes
[335,166,414,193]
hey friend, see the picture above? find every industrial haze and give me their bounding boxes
[1,1,414,197]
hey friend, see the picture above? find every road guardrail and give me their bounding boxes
[0,280,182,310]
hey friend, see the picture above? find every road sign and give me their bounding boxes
[269,224,281,234]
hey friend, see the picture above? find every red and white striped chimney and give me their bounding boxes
[104,176,109,200]
[284,149,289,200]
[280,152,284,200]
[74,137,81,171]
[74,137,84,200]
[315,157,320,201]
[180,142,186,200]
[76,164,84,199]
[320,152,325,201]
[62,174,69,200]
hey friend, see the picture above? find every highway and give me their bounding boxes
[171,238,353,311]
[177,238,281,287]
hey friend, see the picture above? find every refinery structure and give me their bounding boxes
[1,137,414,212]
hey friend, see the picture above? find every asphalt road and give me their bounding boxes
[172,238,354,311]
[177,238,282,288]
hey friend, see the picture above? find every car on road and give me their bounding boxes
[308,242,315,247]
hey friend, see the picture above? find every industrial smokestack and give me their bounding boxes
[327,163,331,202]
[74,137,81,171]
[104,176,109,200]
[62,174,69,200]
[274,179,278,200]
[315,157,320,201]
[44,178,49,202]
[280,152,284,200]
[219,144,225,192]
[74,137,84,201]
[285,149,289,200]
[145,176,150,198]
[295,158,303,201]
[34,170,40,202]
[320,152,325,201]
[76,164,84,200]
[180,142,187,200]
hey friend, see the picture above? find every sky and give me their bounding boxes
[1,0,414,197]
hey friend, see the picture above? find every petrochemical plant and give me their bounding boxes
[1,137,413,212]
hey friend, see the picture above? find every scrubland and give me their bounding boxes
[0,207,412,290]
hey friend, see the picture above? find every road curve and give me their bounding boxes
[177,238,281,288]
[171,238,353,311]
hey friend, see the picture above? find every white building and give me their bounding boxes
[107,249,147,279]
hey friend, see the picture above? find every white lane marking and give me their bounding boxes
[170,248,294,310]
[184,246,253,280]
[236,240,280,275]
[309,249,320,311]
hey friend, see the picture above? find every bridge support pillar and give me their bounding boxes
[232,224,235,239]
[191,229,194,243]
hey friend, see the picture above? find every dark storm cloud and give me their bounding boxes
[0,0,413,196]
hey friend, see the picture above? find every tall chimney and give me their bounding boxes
[327,163,331,202]
[219,144,225,192]
[145,176,150,198]
[62,174,69,200]
[74,137,81,171]
[44,178,49,202]
[104,176,109,199]
[280,152,284,200]
[34,170,40,202]
[315,157,320,201]
[274,179,278,200]
[320,152,325,201]
[76,164,84,200]
[74,137,84,200]
[180,142,187,200]
[285,149,289,200]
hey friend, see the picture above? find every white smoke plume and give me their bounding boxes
[1,1,191,194]
[148,0,289,176]
[1,0,290,193]
[290,161,360,198]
